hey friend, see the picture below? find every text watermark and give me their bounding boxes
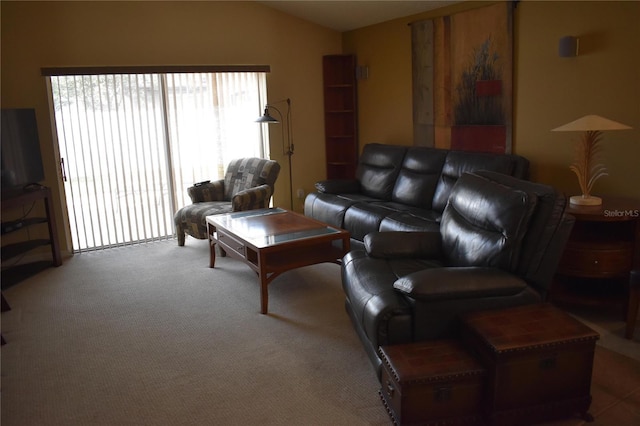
[603,209,640,218]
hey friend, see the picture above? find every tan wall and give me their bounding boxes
[344,0,640,198]
[1,1,341,253]
[515,0,639,197]
[3,1,639,255]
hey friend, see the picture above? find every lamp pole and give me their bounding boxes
[256,98,294,210]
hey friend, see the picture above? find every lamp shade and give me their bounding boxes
[256,108,279,123]
[551,114,632,132]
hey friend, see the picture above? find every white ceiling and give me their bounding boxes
[259,1,458,32]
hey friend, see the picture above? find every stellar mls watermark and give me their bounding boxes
[603,209,640,218]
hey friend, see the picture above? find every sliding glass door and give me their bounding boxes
[48,71,268,252]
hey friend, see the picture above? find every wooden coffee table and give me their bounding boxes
[206,208,350,314]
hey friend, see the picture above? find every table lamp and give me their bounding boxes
[551,114,632,206]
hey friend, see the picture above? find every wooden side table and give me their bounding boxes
[552,196,640,339]
[1,293,10,345]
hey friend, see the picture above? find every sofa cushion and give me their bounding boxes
[355,143,407,200]
[391,147,447,208]
[344,203,398,241]
[174,200,233,239]
[303,192,356,229]
[441,173,538,272]
[364,231,442,259]
[379,211,441,233]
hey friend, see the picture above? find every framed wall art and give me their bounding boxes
[412,2,514,153]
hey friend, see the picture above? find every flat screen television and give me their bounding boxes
[1,108,46,195]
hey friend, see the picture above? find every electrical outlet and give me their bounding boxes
[296,188,305,199]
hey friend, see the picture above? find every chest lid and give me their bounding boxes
[379,340,485,386]
[462,303,600,355]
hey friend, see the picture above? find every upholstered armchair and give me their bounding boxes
[174,157,280,246]
[341,171,575,378]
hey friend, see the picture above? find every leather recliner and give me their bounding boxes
[341,171,574,379]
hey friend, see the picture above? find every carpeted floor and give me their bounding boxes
[1,239,639,425]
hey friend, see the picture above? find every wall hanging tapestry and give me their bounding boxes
[411,2,514,153]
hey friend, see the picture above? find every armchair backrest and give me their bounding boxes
[431,150,530,213]
[474,171,573,298]
[223,157,280,200]
[440,171,572,298]
[440,172,538,272]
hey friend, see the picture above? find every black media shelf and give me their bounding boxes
[1,239,52,262]
[1,261,54,290]
[1,217,49,235]
[1,187,62,288]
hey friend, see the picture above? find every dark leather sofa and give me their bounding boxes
[341,171,574,378]
[304,143,530,249]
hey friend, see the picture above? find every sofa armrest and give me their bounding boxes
[188,179,225,203]
[231,184,273,211]
[393,267,528,302]
[315,179,361,194]
[364,231,442,259]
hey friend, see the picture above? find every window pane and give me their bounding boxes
[49,72,268,252]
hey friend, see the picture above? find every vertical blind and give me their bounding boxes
[47,70,268,252]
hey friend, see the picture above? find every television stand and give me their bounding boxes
[1,186,62,289]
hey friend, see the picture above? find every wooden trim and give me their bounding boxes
[41,65,270,76]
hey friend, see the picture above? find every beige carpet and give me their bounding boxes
[1,239,639,425]
[2,239,389,425]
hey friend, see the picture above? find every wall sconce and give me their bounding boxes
[558,36,579,57]
[356,65,369,80]
[551,114,632,206]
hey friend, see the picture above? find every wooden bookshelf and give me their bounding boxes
[322,55,358,179]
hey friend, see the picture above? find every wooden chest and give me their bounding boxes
[461,303,600,426]
[378,340,486,425]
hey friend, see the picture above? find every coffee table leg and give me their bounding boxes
[260,277,269,314]
[259,256,269,314]
[208,223,216,268]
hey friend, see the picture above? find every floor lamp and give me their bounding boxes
[256,98,294,210]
